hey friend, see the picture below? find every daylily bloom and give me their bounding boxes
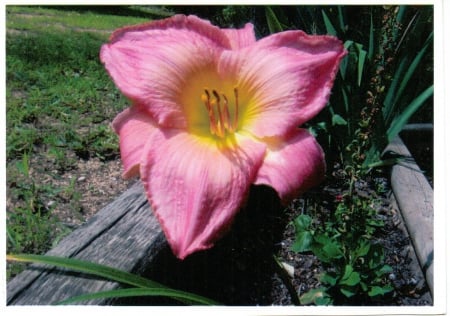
[101,15,346,259]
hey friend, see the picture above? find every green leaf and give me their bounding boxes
[375,264,393,277]
[265,7,283,34]
[393,32,433,107]
[368,285,394,297]
[332,113,348,126]
[293,214,312,231]
[300,287,331,305]
[312,235,343,262]
[340,286,357,298]
[387,85,433,142]
[354,240,371,258]
[368,12,374,60]
[57,287,217,305]
[355,43,367,87]
[292,231,313,253]
[339,265,360,286]
[7,254,219,305]
[383,57,408,121]
[320,272,337,286]
[321,10,337,36]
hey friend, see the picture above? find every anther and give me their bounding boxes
[201,87,240,138]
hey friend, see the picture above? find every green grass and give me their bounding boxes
[6,6,164,279]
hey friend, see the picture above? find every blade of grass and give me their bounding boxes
[321,10,337,36]
[387,85,433,142]
[337,6,345,33]
[56,287,219,305]
[265,7,284,33]
[355,43,367,87]
[392,32,433,107]
[7,254,219,305]
[383,57,408,121]
[368,12,374,60]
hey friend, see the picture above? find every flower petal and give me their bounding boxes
[141,130,266,259]
[112,105,156,179]
[100,15,232,129]
[222,23,256,49]
[254,129,326,204]
[219,31,346,138]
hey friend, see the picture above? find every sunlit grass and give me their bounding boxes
[6,5,163,279]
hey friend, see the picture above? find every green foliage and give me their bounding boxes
[292,196,393,305]
[264,6,433,174]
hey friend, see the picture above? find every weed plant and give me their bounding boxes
[259,5,433,305]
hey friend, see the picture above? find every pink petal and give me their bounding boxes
[222,23,256,49]
[219,31,346,138]
[100,15,232,129]
[140,130,266,259]
[112,105,156,179]
[254,128,326,204]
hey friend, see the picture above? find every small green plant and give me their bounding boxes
[291,196,393,305]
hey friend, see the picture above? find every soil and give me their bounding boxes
[115,166,432,306]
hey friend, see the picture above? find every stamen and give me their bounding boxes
[233,87,239,131]
[212,90,225,138]
[222,94,231,130]
[201,87,240,138]
[202,89,217,135]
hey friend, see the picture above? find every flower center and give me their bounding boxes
[201,87,239,138]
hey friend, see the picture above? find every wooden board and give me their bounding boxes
[7,181,167,305]
[385,136,434,296]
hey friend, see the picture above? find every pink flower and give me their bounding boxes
[101,15,346,259]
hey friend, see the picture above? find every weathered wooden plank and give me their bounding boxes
[385,136,433,296]
[7,181,167,305]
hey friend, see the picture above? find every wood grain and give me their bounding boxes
[7,181,167,305]
[386,136,434,296]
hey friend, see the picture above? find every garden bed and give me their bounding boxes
[114,135,433,306]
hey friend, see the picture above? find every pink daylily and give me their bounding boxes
[101,15,346,259]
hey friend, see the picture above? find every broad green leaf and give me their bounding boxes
[292,231,313,253]
[375,264,393,277]
[368,285,394,297]
[300,287,330,305]
[57,287,218,305]
[340,286,357,298]
[354,240,371,258]
[387,85,433,142]
[321,10,337,36]
[265,7,283,34]
[320,272,337,286]
[339,267,360,286]
[313,235,343,262]
[293,214,312,231]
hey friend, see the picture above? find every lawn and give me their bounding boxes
[5,5,173,278]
